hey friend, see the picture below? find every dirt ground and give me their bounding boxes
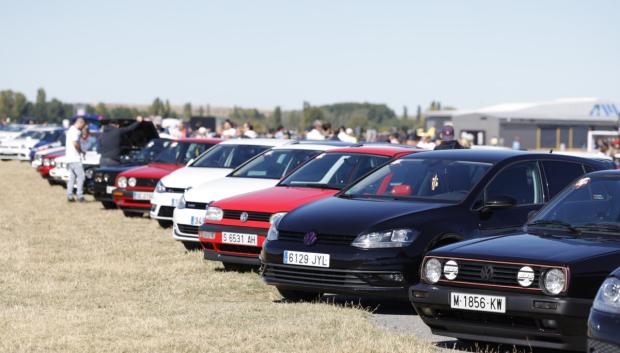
[0,161,433,353]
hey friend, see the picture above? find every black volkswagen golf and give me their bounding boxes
[260,150,613,301]
[588,266,620,353]
[410,170,620,351]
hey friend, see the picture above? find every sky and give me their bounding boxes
[1,0,619,112]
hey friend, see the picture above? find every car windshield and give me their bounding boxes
[152,141,216,165]
[132,139,170,164]
[191,144,270,169]
[343,158,492,202]
[280,152,390,190]
[231,149,321,179]
[529,176,620,236]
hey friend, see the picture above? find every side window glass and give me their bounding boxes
[542,161,585,198]
[484,161,543,206]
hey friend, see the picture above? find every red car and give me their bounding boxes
[113,138,221,217]
[38,150,65,183]
[198,145,418,270]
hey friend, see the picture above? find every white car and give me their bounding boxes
[49,151,101,184]
[0,124,30,141]
[150,139,288,228]
[172,142,344,250]
[0,127,59,161]
[32,146,66,168]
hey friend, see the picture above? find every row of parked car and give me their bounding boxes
[24,122,620,352]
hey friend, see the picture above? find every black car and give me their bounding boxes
[260,150,614,301]
[93,138,170,209]
[410,170,620,351]
[588,266,620,353]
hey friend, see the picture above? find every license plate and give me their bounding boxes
[222,232,258,246]
[133,192,153,200]
[283,250,330,268]
[106,186,115,194]
[450,292,506,313]
[190,215,205,226]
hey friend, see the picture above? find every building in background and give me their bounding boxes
[426,98,620,150]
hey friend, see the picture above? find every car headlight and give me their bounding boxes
[205,206,223,221]
[43,159,50,166]
[423,258,442,284]
[593,277,620,313]
[117,176,127,188]
[85,169,94,179]
[352,228,418,248]
[103,173,110,182]
[155,181,166,193]
[542,268,566,295]
[177,195,186,209]
[50,160,56,167]
[266,213,287,241]
[269,212,287,224]
[128,177,137,187]
[94,172,103,183]
[443,260,459,280]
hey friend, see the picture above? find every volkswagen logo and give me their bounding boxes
[240,212,249,222]
[303,231,318,246]
[480,265,494,282]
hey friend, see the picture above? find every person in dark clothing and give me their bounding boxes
[434,125,465,150]
[99,117,143,166]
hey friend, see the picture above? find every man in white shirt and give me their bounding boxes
[306,120,325,140]
[65,118,86,202]
[221,120,237,139]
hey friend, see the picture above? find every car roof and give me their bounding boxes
[218,138,291,147]
[176,138,223,144]
[401,148,605,164]
[327,144,421,156]
[270,143,347,151]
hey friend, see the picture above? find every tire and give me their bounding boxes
[182,241,202,251]
[276,287,322,302]
[222,262,255,272]
[157,220,173,228]
[101,201,117,210]
[47,179,56,186]
[122,210,142,218]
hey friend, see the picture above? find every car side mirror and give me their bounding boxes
[480,195,516,212]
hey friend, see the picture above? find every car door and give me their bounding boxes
[475,160,544,235]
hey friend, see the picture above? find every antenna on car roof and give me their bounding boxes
[549,149,554,154]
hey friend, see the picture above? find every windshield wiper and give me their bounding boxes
[527,219,581,235]
[574,222,620,234]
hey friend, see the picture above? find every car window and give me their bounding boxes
[484,161,543,206]
[280,153,390,189]
[231,149,321,179]
[191,144,270,169]
[542,161,585,198]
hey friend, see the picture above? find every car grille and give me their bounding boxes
[262,264,372,288]
[218,244,262,255]
[223,210,271,222]
[278,231,356,246]
[423,308,543,331]
[136,178,158,187]
[186,201,208,210]
[165,187,185,193]
[435,258,548,291]
[177,224,199,235]
[158,206,175,218]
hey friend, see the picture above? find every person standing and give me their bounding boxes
[306,120,325,140]
[66,118,86,202]
[99,117,143,167]
[434,125,465,150]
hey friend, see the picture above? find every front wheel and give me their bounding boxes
[157,220,173,228]
[182,241,201,251]
[276,287,322,302]
[101,201,116,209]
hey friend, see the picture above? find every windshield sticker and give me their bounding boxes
[575,177,590,189]
[592,194,604,200]
[431,173,439,191]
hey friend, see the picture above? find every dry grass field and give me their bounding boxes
[0,161,433,353]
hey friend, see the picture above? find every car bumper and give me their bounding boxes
[203,250,261,266]
[260,240,417,299]
[588,308,620,352]
[149,191,183,220]
[0,147,30,160]
[112,188,153,213]
[200,223,268,265]
[172,207,208,243]
[409,283,591,351]
[93,183,116,202]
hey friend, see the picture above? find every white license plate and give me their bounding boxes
[283,250,330,268]
[222,232,258,246]
[450,292,506,313]
[106,186,115,194]
[190,215,205,226]
[133,192,153,200]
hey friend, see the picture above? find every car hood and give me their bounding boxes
[433,232,620,265]
[160,166,233,189]
[279,196,448,236]
[119,163,182,179]
[96,164,141,174]
[212,186,339,213]
[184,177,278,204]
